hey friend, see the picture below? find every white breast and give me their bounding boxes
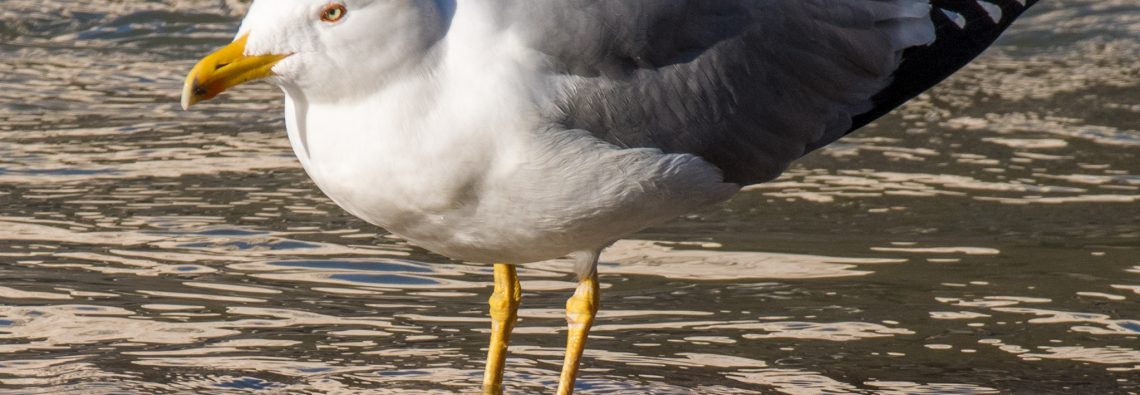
[278,12,739,264]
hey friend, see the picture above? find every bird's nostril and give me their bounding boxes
[214,61,230,71]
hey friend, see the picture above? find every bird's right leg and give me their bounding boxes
[556,255,600,395]
[482,263,521,394]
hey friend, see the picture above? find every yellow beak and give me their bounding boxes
[181,34,290,110]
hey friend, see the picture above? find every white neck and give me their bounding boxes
[280,12,560,225]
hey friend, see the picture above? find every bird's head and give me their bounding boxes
[181,0,448,109]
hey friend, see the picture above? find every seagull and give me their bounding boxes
[181,0,1038,393]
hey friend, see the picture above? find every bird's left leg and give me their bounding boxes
[483,263,521,394]
[556,251,600,395]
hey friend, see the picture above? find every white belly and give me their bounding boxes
[284,94,737,263]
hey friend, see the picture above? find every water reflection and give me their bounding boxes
[1,0,1139,393]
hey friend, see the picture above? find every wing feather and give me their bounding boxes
[508,0,1037,184]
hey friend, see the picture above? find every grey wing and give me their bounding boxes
[510,0,1037,185]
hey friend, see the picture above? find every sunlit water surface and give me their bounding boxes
[1,1,1138,393]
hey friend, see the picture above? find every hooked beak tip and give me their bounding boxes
[180,78,202,111]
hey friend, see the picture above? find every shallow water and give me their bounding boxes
[1,1,1138,393]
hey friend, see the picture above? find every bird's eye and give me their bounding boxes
[320,4,347,23]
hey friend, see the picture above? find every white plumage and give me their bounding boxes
[252,1,745,267]
[236,0,940,267]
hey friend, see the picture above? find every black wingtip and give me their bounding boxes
[822,0,1041,150]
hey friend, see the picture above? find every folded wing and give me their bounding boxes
[512,0,1037,184]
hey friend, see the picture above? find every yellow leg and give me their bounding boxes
[556,271,600,395]
[483,263,521,394]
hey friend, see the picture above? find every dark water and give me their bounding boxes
[1,1,1138,393]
